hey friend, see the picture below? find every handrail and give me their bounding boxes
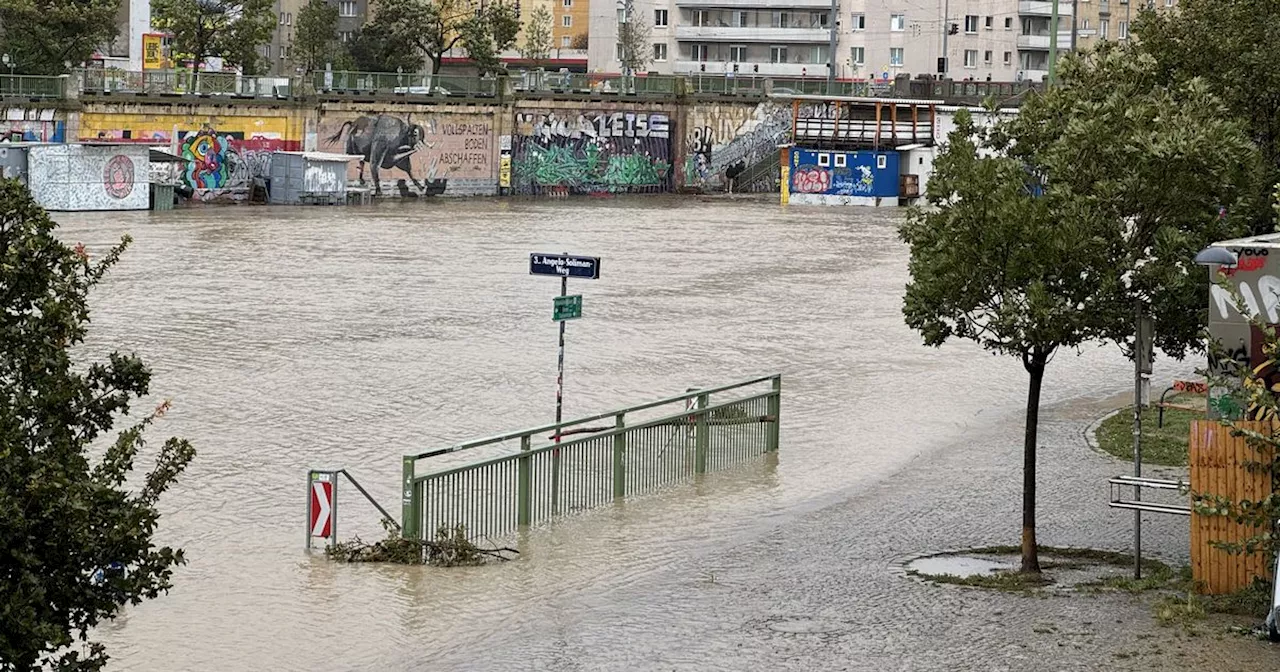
[404,373,778,461]
[411,389,778,483]
[1107,475,1191,516]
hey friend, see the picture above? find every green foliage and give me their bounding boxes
[458,2,519,75]
[519,6,553,64]
[999,42,1259,361]
[1138,0,1280,234]
[1095,403,1199,467]
[345,23,421,73]
[325,522,517,565]
[293,0,340,73]
[0,179,195,670]
[152,0,276,74]
[0,0,121,74]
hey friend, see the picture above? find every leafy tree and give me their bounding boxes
[519,5,553,65]
[616,0,650,76]
[293,0,340,73]
[0,179,195,670]
[458,2,519,75]
[0,0,121,74]
[1137,0,1280,234]
[903,44,1257,574]
[345,23,419,73]
[151,0,276,74]
[902,110,1113,574]
[368,0,518,75]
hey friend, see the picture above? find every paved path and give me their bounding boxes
[434,393,1278,671]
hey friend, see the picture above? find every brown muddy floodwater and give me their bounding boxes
[52,196,1164,670]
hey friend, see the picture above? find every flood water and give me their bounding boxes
[52,196,1158,670]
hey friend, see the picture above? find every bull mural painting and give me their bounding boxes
[325,115,445,196]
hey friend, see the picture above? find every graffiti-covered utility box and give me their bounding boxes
[786,148,899,207]
[27,144,149,211]
[269,151,360,205]
[1203,235,1280,414]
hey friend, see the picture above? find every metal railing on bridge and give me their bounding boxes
[313,70,499,98]
[400,374,781,541]
[74,69,293,98]
[0,74,66,100]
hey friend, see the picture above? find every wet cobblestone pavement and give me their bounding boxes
[436,392,1278,671]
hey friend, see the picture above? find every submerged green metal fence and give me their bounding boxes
[400,374,780,540]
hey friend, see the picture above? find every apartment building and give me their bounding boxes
[589,0,1078,82]
[262,0,370,76]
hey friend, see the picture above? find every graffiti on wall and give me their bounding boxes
[511,110,672,195]
[27,145,148,211]
[787,148,898,204]
[683,102,790,192]
[317,112,495,198]
[3,108,65,142]
[79,113,299,201]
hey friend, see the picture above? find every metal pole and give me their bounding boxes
[1070,0,1079,50]
[556,273,567,438]
[1133,302,1144,579]
[826,0,837,92]
[941,0,950,79]
[1048,0,1061,86]
[305,471,313,550]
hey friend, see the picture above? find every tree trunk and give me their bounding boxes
[1021,352,1046,574]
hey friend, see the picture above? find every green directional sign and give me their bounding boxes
[553,294,583,322]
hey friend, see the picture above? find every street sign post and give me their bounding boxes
[529,253,601,512]
[553,294,583,322]
[306,470,337,550]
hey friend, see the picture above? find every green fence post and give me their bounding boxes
[767,375,781,452]
[401,456,420,540]
[518,434,532,526]
[613,413,626,499]
[695,392,709,474]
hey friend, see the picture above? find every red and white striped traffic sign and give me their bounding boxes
[310,479,333,538]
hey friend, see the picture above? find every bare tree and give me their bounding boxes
[616,0,650,77]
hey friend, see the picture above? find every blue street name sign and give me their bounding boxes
[529,253,601,279]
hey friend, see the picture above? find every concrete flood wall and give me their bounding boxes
[3,97,983,204]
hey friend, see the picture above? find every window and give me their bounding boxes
[964,15,977,33]
[889,47,903,66]
[963,49,977,67]
[338,31,352,42]
[818,153,830,167]
[693,43,709,61]
[850,46,864,66]
[694,10,710,26]
[876,155,887,170]
[561,36,571,47]
[653,43,667,61]
[616,42,624,60]
[983,49,992,64]
[1081,19,1090,31]
[771,11,790,28]
[654,9,667,26]
[262,44,272,59]
[1004,17,1012,29]
[1003,50,1012,65]
[562,14,572,26]
[834,154,846,168]
[810,12,828,28]
[984,15,992,29]
[1100,19,1109,38]
[810,44,828,64]
[1118,20,1128,38]
[729,45,746,61]
[735,11,748,27]
[890,14,905,31]
[563,0,571,6]
[339,1,356,17]
[286,12,292,24]
[278,11,285,24]
[770,45,787,63]
[850,12,865,30]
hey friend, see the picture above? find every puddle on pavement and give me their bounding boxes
[907,555,1016,577]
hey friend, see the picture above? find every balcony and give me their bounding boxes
[1017,32,1073,49]
[1018,1,1074,16]
[674,25,830,42]
[676,0,833,7]
[674,60,825,77]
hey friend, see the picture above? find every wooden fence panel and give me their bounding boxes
[1189,420,1273,594]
